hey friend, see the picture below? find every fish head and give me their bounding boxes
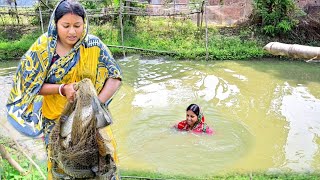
[75,78,98,104]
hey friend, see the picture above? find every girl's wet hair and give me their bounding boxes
[54,0,85,23]
[186,104,200,116]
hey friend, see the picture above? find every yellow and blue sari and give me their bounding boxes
[6,0,122,138]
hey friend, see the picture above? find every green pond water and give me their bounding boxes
[0,55,320,176]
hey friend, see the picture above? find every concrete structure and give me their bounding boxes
[296,0,320,8]
[0,0,319,26]
[147,0,320,25]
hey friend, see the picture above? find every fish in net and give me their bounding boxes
[49,78,117,179]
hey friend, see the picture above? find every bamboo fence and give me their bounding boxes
[0,0,211,59]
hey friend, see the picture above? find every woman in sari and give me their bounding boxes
[174,104,214,135]
[6,0,122,179]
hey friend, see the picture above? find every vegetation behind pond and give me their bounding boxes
[93,17,268,60]
[1,0,319,61]
[0,17,268,61]
[1,19,319,61]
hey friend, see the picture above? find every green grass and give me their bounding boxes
[89,17,267,60]
[92,17,267,60]
[0,17,268,61]
[0,30,41,61]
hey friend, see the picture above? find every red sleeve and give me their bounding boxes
[176,120,187,130]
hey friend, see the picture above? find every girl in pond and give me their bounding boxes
[174,104,214,135]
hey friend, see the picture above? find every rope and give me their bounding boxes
[107,45,178,55]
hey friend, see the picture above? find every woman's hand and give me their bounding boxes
[62,83,77,103]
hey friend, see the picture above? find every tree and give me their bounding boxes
[253,0,302,37]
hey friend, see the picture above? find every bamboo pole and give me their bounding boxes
[13,0,19,24]
[0,144,26,175]
[204,0,209,60]
[173,0,176,20]
[200,1,204,28]
[197,12,200,27]
[38,0,44,33]
[0,124,46,179]
[119,0,125,57]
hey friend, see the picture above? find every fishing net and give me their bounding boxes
[49,78,116,179]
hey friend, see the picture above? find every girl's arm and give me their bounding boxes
[205,126,215,135]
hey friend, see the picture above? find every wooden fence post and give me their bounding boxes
[119,0,125,57]
[13,0,19,24]
[200,0,204,28]
[204,0,208,60]
[38,0,44,33]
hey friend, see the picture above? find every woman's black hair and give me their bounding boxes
[186,104,200,116]
[54,0,85,23]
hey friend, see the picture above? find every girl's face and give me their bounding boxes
[57,13,84,48]
[186,110,198,128]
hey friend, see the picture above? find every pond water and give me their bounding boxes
[1,55,320,176]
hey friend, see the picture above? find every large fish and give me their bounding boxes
[49,78,117,179]
[60,84,112,138]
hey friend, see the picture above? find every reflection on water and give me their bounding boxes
[279,83,320,172]
[0,60,19,115]
[0,57,320,176]
[196,74,240,105]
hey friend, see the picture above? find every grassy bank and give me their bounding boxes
[0,17,268,61]
[2,161,320,179]
[120,170,320,180]
[0,32,41,61]
[92,18,266,60]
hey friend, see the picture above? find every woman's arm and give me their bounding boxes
[38,83,60,95]
[39,83,76,102]
[98,78,122,104]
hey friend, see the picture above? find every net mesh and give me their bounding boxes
[49,78,116,179]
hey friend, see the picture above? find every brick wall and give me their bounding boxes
[147,0,319,25]
[295,0,320,8]
[208,0,221,5]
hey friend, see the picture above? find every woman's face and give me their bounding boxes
[57,13,84,47]
[186,110,198,128]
